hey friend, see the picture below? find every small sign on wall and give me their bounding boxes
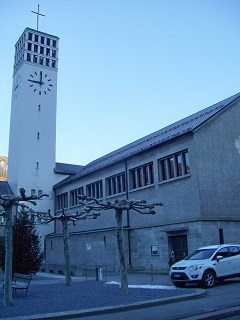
[151,245,159,255]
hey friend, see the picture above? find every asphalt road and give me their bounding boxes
[72,278,240,320]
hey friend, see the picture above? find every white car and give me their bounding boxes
[169,244,240,288]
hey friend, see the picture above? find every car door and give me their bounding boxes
[228,245,240,276]
[212,247,232,277]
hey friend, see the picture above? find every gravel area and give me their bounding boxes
[0,279,195,319]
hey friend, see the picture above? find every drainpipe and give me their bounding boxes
[124,161,132,266]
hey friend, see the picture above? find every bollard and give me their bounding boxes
[96,267,102,281]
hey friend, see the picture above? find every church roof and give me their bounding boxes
[0,181,14,196]
[54,92,240,188]
[54,162,84,175]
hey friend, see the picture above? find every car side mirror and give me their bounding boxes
[216,255,223,262]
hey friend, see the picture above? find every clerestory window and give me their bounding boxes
[130,162,154,190]
[106,172,126,196]
[159,150,190,182]
[70,187,84,206]
[86,181,103,199]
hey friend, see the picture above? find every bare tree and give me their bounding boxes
[36,208,99,286]
[0,188,48,307]
[78,196,163,295]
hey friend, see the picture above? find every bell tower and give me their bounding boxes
[8,25,59,233]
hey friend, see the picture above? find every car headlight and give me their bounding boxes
[188,264,204,272]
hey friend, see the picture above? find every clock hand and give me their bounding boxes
[28,79,45,85]
[28,79,41,84]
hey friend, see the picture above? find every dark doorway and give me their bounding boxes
[168,234,188,265]
[219,228,224,244]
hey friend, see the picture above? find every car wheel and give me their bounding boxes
[202,270,216,288]
[173,282,186,288]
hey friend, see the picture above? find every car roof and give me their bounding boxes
[198,244,240,250]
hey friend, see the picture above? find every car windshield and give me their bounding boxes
[185,248,216,260]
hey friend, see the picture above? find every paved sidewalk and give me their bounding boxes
[0,272,204,320]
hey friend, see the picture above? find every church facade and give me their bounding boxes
[5,26,240,275]
[43,92,240,275]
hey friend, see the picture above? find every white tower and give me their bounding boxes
[8,27,59,236]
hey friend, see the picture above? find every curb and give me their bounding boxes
[5,289,206,320]
[179,305,240,320]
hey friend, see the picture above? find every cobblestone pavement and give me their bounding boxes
[0,272,203,320]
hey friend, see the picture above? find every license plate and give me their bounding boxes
[174,274,181,278]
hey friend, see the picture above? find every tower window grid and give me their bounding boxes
[14,29,59,74]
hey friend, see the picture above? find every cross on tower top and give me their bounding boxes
[31,5,45,31]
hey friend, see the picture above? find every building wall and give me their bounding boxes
[45,101,240,274]
[43,229,129,276]
[194,100,240,218]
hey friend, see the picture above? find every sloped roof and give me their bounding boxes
[54,162,84,175]
[0,181,14,196]
[54,92,240,189]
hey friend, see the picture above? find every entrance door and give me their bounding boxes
[168,235,188,264]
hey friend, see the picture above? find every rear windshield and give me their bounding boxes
[185,248,216,260]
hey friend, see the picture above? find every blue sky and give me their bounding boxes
[1,0,240,165]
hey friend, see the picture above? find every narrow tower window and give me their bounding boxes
[37,132,40,139]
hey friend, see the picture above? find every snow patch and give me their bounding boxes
[105,281,176,290]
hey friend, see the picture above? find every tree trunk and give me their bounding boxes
[62,219,72,286]
[116,209,128,295]
[4,207,13,306]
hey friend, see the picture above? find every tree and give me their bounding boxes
[0,209,44,274]
[0,188,48,306]
[12,209,44,274]
[78,196,163,295]
[36,208,99,286]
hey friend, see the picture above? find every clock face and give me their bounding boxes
[28,70,53,95]
[13,74,22,99]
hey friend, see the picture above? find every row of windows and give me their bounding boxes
[31,189,43,197]
[107,173,126,196]
[159,151,190,181]
[70,187,84,206]
[28,32,57,48]
[15,43,57,65]
[27,43,57,57]
[130,163,154,189]
[14,53,57,75]
[27,53,56,68]
[56,150,190,211]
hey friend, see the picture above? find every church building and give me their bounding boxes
[4,22,240,275]
[45,92,240,275]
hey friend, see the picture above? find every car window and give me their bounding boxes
[213,247,229,260]
[229,246,240,256]
[185,248,216,260]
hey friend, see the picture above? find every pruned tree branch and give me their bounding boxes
[34,207,100,286]
[78,195,163,215]
[0,188,49,209]
[78,195,163,295]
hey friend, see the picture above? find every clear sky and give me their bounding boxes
[1,0,240,165]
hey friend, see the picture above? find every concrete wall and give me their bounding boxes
[45,100,240,273]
